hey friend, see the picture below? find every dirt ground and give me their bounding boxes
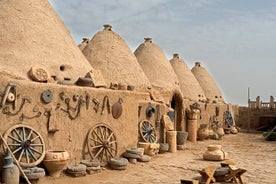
[39,132,276,184]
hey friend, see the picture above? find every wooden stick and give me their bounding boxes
[0,133,31,184]
[265,125,276,140]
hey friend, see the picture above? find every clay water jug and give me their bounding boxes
[197,124,209,141]
[2,153,19,184]
[217,127,225,138]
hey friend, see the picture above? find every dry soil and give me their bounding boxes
[40,132,276,184]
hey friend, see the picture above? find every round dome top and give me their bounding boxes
[82,25,152,92]
[134,38,181,94]
[191,62,224,103]
[170,54,206,102]
[0,0,93,82]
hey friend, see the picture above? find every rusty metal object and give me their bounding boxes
[85,93,90,110]
[2,97,31,116]
[61,96,84,120]
[101,96,110,115]
[75,77,92,87]
[19,111,42,121]
[1,82,17,108]
[92,98,100,113]
[112,98,123,119]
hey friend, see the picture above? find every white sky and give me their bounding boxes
[49,0,276,106]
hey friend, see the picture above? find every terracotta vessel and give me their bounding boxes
[187,119,197,142]
[197,124,209,141]
[217,127,225,138]
[43,150,69,177]
[166,131,177,153]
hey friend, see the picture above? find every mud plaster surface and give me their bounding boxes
[40,132,276,184]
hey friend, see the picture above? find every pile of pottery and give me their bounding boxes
[203,144,228,161]
[138,142,159,156]
[123,148,151,163]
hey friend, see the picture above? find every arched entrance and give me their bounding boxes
[170,91,184,131]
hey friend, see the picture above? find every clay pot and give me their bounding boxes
[203,150,228,161]
[203,144,228,161]
[197,124,209,141]
[230,126,238,134]
[43,150,69,177]
[159,143,169,154]
[166,131,177,153]
[217,127,225,138]
[138,142,159,156]
[176,131,188,146]
[2,153,19,184]
[187,120,197,142]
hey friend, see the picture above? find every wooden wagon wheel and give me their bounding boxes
[3,124,46,167]
[225,110,234,127]
[139,120,157,143]
[87,124,117,165]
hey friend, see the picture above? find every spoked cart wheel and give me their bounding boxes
[139,120,157,143]
[87,124,118,165]
[3,124,46,167]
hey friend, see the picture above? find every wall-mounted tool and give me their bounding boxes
[92,98,100,113]
[85,93,90,110]
[61,96,84,120]
[2,97,31,116]
[41,89,53,104]
[1,82,17,109]
[112,98,123,119]
[101,96,110,115]
[44,108,59,133]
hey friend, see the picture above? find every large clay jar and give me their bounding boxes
[203,144,228,161]
[197,124,209,141]
[217,127,225,138]
[2,153,19,184]
[187,120,197,142]
[43,150,69,177]
[166,131,177,153]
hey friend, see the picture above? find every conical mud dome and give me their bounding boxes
[82,24,152,92]
[191,62,224,103]
[134,38,180,94]
[0,0,93,82]
[170,54,206,102]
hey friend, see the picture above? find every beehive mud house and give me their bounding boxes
[0,0,245,170]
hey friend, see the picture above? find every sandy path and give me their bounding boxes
[40,132,276,184]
